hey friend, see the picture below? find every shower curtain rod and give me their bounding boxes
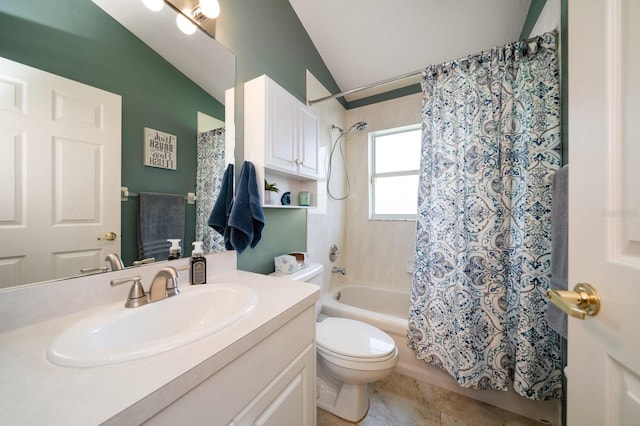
[307,33,547,106]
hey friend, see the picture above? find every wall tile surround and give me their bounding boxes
[344,93,422,293]
[306,72,348,293]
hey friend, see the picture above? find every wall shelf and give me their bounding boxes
[244,74,320,209]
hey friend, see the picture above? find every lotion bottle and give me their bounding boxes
[167,239,181,260]
[190,241,207,284]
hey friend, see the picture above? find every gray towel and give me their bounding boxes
[137,192,185,261]
[547,166,568,338]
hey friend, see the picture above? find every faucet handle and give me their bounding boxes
[111,276,148,308]
[80,266,109,274]
[133,257,156,267]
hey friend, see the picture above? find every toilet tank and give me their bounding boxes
[270,262,324,284]
[270,263,324,316]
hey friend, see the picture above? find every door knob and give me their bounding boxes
[547,282,601,320]
[97,231,117,241]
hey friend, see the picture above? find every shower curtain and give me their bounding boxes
[408,32,562,400]
[195,127,227,253]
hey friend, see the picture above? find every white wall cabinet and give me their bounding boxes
[245,75,320,208]
[144,307,316,426]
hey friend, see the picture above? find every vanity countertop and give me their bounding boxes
[0,269,319,425]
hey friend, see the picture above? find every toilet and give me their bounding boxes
[271,263,398,422]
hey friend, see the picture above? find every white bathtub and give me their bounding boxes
[320,284,560,425]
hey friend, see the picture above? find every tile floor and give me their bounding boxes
[317,372,548,426]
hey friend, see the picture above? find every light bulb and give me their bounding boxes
[176,10,196,35]
[199,0,220,19]
[142,0,164,12]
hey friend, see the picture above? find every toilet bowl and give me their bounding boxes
[270,263,399,422]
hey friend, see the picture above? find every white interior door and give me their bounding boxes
[568,0,640,424]
[0,57,121,287]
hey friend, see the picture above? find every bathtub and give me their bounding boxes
[320,284,560,425]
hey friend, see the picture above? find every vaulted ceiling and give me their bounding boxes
[288,0,531,101]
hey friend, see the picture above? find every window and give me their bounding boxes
[369,125,421,220]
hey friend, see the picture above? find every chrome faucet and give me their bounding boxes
[148,266,180,302]
[110,266,180,308]
[332,267,346,275]
[105,253,125,271]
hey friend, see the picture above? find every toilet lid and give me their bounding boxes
[316,317,396,359]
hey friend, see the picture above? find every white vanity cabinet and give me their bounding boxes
[145,306,316,426]
[245,75,320,207]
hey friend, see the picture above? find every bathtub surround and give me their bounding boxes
[305,71,349,295]
[344,93,423,293]
[409,32,562,400]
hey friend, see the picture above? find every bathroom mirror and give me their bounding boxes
[0,0,235,288]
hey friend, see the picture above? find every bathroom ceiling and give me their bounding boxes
[288,0,532,102]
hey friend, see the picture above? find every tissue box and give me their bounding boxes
[288,252,308,264]
[274,254,306,274]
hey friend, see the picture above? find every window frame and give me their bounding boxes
[369,124,421,221]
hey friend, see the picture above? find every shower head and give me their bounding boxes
[348,121,368,133]
[353,122,368,131]
[331,122,368,136]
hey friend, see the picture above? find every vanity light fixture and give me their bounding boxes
[199,0,220,19]
[142,0,221,35]
[174,0,221,35]
[176,8,197,35]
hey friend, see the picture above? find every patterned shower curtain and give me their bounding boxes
[195,127,227,253]
[408,32,562,400]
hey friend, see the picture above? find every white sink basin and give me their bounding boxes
[47,284,258,367]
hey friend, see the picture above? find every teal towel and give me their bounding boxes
[208,163,234,250]
[228,161,265,253]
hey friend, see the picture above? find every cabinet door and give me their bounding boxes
[266,82,297,173]
[297,106,319,178]
[230,344,315,426]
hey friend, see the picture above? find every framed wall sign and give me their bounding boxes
[144,127,177,170]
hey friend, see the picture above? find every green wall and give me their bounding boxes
[0,0,224,266]
[519,0,548,40]
[215,0,341,274]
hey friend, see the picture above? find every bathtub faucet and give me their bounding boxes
[332,267,346,275]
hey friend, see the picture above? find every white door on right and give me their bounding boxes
[568,0,640,424]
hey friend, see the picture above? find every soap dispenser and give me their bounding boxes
[190,241,206,284]
[167,239,181,260]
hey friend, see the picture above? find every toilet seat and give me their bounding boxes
[316,317,396,362]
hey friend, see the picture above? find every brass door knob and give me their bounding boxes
[547,283,601,320]
[97,231,117,241]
